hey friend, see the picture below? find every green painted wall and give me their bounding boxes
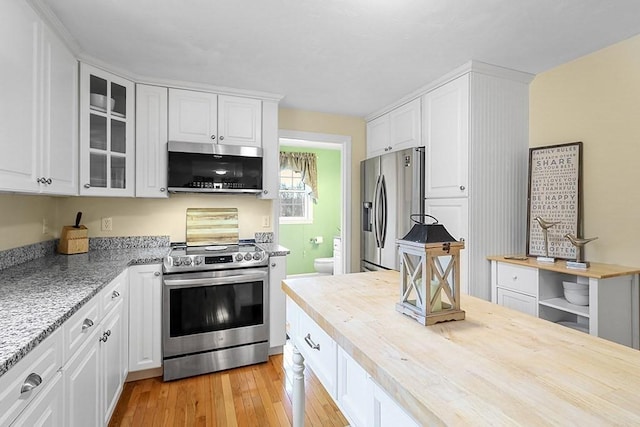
[279,146,341,275]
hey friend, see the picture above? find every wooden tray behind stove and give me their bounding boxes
[186,208,239,246]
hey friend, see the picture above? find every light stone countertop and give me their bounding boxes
[0,247,169,378]
[257,243,290,257]
[283,270,640,425]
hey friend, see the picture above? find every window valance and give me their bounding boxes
[279,151,318,202]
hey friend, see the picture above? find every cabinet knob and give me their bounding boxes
[84,184,91,189]
[160,187,166,192]
[219,136,225,141]
[263,189,268,194]
[154,271,161,277]
[460,185,466,191]
[46,178,52,184]
[512,275,518,281]
[20,373,42,394]
[37,177,43,184]
[271,263,276,267]
[210,135,216,140]
[112,290,120,299]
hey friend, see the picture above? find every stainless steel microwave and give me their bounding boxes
[167,141,263,194]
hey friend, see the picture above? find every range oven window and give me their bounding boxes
[169,281,264,337]
[168,151,263,190]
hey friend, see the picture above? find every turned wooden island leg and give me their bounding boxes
[292,345,306,427]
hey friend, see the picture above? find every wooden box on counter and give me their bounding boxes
[58,226,89,254]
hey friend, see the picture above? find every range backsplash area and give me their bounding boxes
[0,193,274,253]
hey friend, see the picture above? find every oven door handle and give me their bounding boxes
[163,271,268,288]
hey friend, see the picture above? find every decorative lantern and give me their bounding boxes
[396,215,465,325]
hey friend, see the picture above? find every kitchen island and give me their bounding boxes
[283,270,640,426]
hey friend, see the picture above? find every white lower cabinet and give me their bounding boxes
[11,372,63,427]
[62,269,129,427]
[63,324,102,427]
[268,256,287,351]
[337,348,370,427]
[490,258,640,349]
[369,379,419,427]
[128,264,163,371]
[287,297,419,425]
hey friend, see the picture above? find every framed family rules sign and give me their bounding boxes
[526,142,583,259]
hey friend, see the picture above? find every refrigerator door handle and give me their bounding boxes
[379,175,388,248]
[373,175,382,248]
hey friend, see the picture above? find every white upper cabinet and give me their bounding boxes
[79,63,135,196]
[41,24,78,196]
[168,88,218,143]
[422,74,469,198]
[135,84,168,198]
[0,0,77,195]
[169,89,262,148]
[217,95,262,147]
[365,114,390,158]
[366,98,421,158]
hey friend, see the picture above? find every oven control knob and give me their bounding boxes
[235,253,244,262]
[173,258,182,266]
[194,256,203,265]
[252,252,263,261]
[182,257,192,266]
[244,253,253,261]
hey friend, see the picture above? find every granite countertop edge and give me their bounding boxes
[0,247,169,379]
[257,243,290,256]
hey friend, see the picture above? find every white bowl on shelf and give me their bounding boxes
[90,93,115,111]
[562,281,589,305]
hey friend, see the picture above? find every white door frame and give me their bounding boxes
[275,129,352,274]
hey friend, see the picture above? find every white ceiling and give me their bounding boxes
[40,0,640,117]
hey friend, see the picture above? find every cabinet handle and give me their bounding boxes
[99,334,108,343]
[20,373,42,394]
[82,318,94,331]
[304,333,320,351]
[106,329,111,337]
[112,290,120,299]
[271,263,276,267]
[160,187,166,192]
[37,177,43,184]
[512,275,518,281]
[210,135,216,140]
[460,185,466,191]
[154,271,161,277]
[46,178,52,184]
[263,189,268,195]
[219,136,225,141]
[84,184,91,189]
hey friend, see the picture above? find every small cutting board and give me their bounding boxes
[186,208,239,246]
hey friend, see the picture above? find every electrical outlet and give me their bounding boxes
[101,217,113,231]
[262,215,270,228]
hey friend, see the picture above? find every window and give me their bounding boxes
[279,168,313,224]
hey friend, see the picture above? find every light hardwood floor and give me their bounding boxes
[109,343,348,426]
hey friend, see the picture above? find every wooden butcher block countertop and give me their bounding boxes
[282,270,640,426]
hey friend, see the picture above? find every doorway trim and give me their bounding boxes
[275,129,352,274]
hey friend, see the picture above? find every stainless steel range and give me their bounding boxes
[162,243,269,381]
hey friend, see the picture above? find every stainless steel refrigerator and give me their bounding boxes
[361,146,425,271]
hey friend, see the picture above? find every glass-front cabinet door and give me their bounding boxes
[79,63,134,196]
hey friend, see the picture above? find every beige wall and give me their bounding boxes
[279,108,367,272]
[0,194,57,251]
[55,194,273,242]
[530,34,640,267]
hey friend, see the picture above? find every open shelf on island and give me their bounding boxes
[539,297,590,318]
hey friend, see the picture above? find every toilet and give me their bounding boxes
[313,257,334,275]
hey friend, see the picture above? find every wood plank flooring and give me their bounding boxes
[109,343,348,426]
